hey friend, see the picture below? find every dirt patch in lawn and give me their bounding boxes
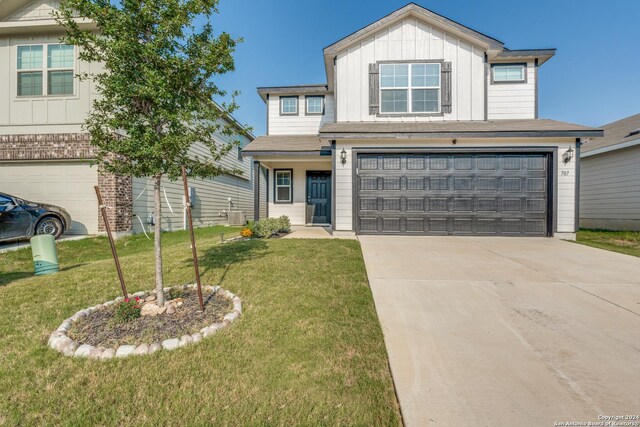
[68,289,232,348]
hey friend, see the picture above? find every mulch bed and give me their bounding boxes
[68,289,232,348]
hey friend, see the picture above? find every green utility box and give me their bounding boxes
[30,234,59,275]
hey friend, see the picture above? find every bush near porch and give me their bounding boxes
[0,226,401,426]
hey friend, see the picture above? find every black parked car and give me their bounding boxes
[0,193,72,243]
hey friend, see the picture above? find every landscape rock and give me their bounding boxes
[115,345,136,358]
[145,295,157,302]
[100,348,115,360]
[149,343,162,353]
[224,311,240,323]
[74,344,94,358]
[179,335,192,347]
[88,347,105,359]
[133,344,149,355]
[162,338,180,351]
[103,300,115,307]
[166,304,176,315]
[132,291,146,298]
[141,303,165,317]
[71,311,87,321]
[191,333,202,344]
[115,297,124,303]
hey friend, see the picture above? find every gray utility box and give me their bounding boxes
[228,211,247,226]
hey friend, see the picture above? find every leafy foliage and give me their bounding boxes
[252,216,291,239]
[54,0,249,180]
[113,297,142,324]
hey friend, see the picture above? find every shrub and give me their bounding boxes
[252,218,280,239]
[276,215,291,233]
[113,297,142,323]
[240,228,253,238]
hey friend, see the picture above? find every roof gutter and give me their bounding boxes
[320,130,604,139]
[581,138,640,157]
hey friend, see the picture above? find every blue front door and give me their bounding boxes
[306,172,331,224]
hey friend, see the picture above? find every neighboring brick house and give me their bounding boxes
[0,0,254,236]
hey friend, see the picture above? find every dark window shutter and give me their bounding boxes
[369,63,379,115]
[441,61,452,114]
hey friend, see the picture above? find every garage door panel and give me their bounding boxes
[356,153,551,236]
[0,162,99,234]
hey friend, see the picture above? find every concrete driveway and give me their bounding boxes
[359,236,640,426]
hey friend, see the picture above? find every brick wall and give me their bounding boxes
[0,132,132,233]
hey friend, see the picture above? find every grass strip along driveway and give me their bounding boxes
[576,229,640,257]
[0,227,401,426]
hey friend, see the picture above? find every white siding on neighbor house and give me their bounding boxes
[580,146,640,230]
[267,95,335,135]
[6,0,61,21]
[265,161,331,225]
[335,18,486,122]
[0,33,102,135]
[334,138,577,235]
[487,61,536,120]
[131,134,254,234]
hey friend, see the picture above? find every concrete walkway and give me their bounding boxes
[359,236,640,426]
[283,226,356,239]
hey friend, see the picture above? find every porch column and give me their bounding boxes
[253,160,261,222]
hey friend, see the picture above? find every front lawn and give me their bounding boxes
[0,227,401,426]
[576,229,640,257]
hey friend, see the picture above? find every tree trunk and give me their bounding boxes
[154,175,165,307]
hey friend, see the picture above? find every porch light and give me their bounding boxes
[340,148,347,165]
[563,147,574,164]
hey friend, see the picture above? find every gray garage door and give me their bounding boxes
[356,153,551,236]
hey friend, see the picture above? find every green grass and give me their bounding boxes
[576,229,640,257]
[0,227,401,426]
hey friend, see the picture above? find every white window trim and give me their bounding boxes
[379,62,441,114]
[16,43,76,98]
[274,169,292,203]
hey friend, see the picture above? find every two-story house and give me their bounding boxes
[0,0,254,238]
[243,3,603,239]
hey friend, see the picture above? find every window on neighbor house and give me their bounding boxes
[17,44,74,96]
[280,96,298,115]
[492,64,526,83]
[305,96,324,115]
[380,63,440,114]
[274,170,292,203]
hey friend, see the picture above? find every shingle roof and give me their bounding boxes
[582,114,640,153]
[320,119,602,138]
[241,135,330,155]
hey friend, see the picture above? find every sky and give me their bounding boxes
[211,0,640,136]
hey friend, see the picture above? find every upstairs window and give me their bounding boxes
[17,44,74,96]
[492,63,526,83]
[380,63,440,114]
[305,95,324,115]
[280,96,298,115]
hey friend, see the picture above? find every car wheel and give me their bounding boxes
[36,217,64,239]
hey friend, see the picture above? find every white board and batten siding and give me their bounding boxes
[267,95,335,135]
[132,134,254,234]
[0,34,102,134]
[487,61,536,120]
[334,139,577,235]
[335,18,486,122]
[580,146,640,230]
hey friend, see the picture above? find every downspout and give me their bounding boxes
[575,138,581,233]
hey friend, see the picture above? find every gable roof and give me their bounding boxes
[582,114,640,156]
[324,3,504,56]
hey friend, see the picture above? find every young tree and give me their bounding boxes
[56,0,246,306]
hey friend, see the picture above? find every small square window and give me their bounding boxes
[17,45,43,70]
[306,96,324,115]
[492,64,526,83]
[48,45,74,68]
[48,70,74,95]
[18,71,43,96]
[280,97,298,115]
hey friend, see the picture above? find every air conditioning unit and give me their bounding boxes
[228,211,247,226]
